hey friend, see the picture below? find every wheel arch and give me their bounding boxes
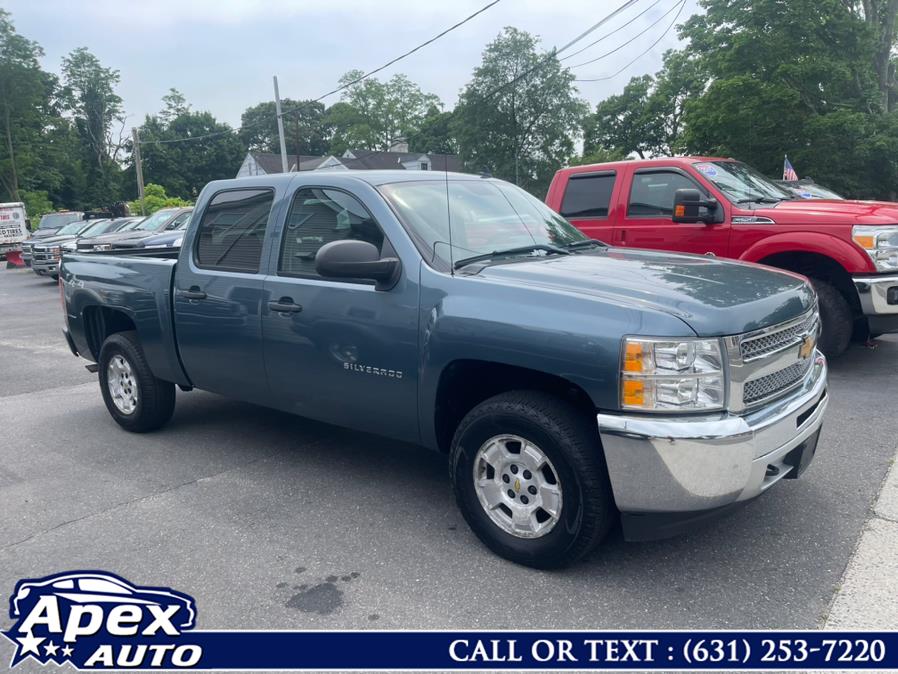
[431,359,597,454]
[82,305,138,361]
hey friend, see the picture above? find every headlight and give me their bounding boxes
[61,242,77,252]
[93,244,111,251]
[852,225,898,272]
[167,236,183,248]
[621,337,726,412]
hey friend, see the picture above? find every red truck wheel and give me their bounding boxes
[810,279,853,358]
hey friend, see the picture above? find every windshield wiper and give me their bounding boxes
[735,196,784,204]
[565,239,606,250]
[453,244,570,270]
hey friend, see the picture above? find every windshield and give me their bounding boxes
[56,220,90,235]
[80,220,123,236]
[38,213,82,230]
[694,161,794,203]
[135,209,177,231]
[379,180,590,269]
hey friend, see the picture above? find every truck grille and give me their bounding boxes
[726,304,821,412]
[740,310,818,361]
[742,359,812,405]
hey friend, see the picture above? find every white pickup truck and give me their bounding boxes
[0,202,28,261]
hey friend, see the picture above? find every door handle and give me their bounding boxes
[179,287,206,300]
[268,299,303,314]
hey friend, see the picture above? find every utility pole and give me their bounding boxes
[131,127,146,216]
[273,75,289,173]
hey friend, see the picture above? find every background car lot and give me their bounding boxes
[1,267,896,636]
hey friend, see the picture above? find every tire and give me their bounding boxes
[98,331,175,433]
[810,278,853,358]
[450,391,615,569]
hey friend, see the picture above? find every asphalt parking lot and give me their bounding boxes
[1,266,897,644]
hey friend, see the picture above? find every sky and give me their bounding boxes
[4,0,704,134]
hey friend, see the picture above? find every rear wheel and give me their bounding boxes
[810,278,853,358]
[450,391,615,569]
[98,331,175,432]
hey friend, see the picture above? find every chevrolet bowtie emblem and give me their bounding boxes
[799,334,816,359]
[513,478,521,493]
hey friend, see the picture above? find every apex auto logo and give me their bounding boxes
[2,571,200,669]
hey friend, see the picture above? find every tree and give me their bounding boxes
[135,94,244,200]
[844,0,898,110]
[408,105,457,154]
[160,88,190,123]
[127,182,190,215]
[240,99,330,158]
[454,27,588,195]
[0,10,55,201]
[61,47,126,206]
[584,75,658,159]
[329,71,442,151]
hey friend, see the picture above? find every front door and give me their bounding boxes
[614,168,731,257]
[261,185,419,443]
[173,187,276,403]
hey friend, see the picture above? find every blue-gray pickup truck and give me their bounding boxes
[60,171,828,568]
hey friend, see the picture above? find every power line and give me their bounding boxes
[142,0,503,145]
[576,0,686,82]
[559,0,665,62]
[567,0,683,69]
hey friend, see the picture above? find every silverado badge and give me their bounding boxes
[799,333,816,359]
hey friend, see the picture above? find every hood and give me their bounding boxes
[82,230,151,245]
[30,228,63,240]
[755,199,898,225]
[471,248,814,336]
[32,234,77,247]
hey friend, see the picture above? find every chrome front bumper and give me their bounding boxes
[854,274,898,315]
[597,353,827,514]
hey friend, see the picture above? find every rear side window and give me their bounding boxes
[559,173,616,218]
[195,189,274,272]
[628,171,702,217]
[278,187,384,278]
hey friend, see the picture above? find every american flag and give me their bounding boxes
[783,156,798,181]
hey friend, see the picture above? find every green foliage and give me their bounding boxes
[240,99,330,157]
[408,105,457,154]
[127,183,190,216]
[571,147,629,166]
[454,27,588,196]
[61,46,126,206]
[136,97,244,200]
[20,189,53,220]
[329,71,442,151]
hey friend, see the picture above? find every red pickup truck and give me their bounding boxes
[546,157,898,357]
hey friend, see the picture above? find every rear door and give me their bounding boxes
[555,171,618,243]
[173,187,277,403]
[261,184,419,443]
[614,167,731,256]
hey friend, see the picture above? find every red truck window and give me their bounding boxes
[559,173,616,219]
[627,171,703,217]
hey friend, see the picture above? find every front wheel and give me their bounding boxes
[450,391,615,569]
[810,278,853,358]
[98,331,175,433]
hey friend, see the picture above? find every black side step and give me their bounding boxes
[85,363,98,373]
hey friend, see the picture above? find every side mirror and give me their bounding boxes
[672,188,718,224]
[315,240,400,290]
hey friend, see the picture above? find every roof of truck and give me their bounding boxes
[210,170,490,191]
[556,156,734,175]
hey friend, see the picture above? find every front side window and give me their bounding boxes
[628,171,703,217]
[278,187,384,278]
[195,189,274,272]
[379,179,590,270]
[560,173,616,218]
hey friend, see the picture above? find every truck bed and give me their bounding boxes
[60,251,189,386]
